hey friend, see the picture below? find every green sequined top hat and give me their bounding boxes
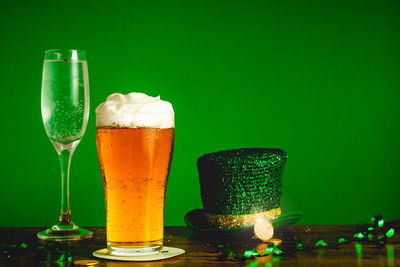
[185,148,300,233]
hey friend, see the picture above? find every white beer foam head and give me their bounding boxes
[96,92,174,128]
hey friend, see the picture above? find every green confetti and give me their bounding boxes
[337,236,348,245]
[354,232,364,239]
[386,228,395,238]
[243,249,259,259]
[216,214,396,262]
[295,240,304,250]
[263,246,274,256]
[314,238,328,248]
[20,243,28,248]
[56,254,66,262]
[272,245,284,255]
[9,244,17,248]
[371,216,384,228]
[67,256,73,262]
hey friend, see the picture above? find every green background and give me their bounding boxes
[0,0,399,227]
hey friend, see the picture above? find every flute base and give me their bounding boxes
[37,224,93,241]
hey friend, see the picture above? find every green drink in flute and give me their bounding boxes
[38,49,92,241]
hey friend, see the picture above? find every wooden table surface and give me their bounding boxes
[0,225,399,266]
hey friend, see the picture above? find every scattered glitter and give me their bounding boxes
[205,208,280,229]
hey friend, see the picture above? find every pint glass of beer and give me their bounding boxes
[95,93,174,256]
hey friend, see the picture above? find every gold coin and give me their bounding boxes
[254,219,274,241]
[73,259,100,266]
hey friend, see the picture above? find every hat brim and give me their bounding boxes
[184,209,302,234]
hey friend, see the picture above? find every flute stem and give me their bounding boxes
[51,140,79,226]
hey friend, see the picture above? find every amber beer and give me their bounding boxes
[96,126,174,255]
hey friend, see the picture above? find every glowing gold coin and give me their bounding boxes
[73,259,100,266]
[254,219,274,241]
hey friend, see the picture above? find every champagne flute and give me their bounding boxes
[38,49,92,241]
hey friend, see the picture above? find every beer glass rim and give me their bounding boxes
[45,49,86,61]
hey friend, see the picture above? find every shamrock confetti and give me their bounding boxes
[314,238,328,248]
[336,236,348,246]
[217,215,396,262]
[354,215,395,247]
